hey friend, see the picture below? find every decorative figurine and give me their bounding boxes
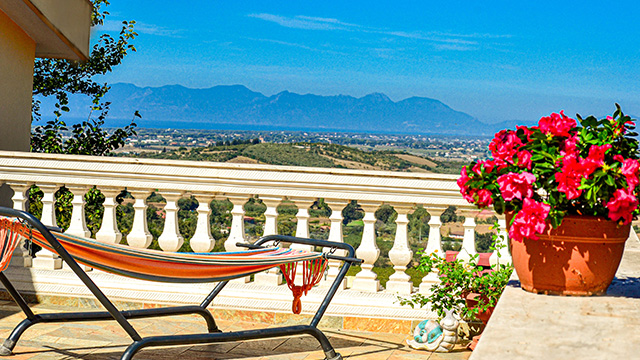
[407,308,459,352]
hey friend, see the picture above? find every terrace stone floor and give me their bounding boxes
[470,235,640,360]
[0,301,471,360]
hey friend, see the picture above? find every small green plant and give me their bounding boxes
[398,222,513,321]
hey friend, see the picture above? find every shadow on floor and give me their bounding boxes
[607,276,640,298]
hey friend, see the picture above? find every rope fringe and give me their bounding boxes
[0,218,25,271]
[280,257,327,314]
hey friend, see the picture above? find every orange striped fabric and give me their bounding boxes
[0,217,323,283]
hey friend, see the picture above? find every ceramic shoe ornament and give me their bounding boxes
[407,308,459,352]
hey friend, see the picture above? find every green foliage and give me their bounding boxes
[399,224,513,321]
[310,199,331,218]
[342,201,364,225]
[31,0,139,156]
[440,206,464,223]
[407,206,430,242]
[242,143,335,167]
[475,231,494,253]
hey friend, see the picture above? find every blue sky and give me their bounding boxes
[96,1,640,123]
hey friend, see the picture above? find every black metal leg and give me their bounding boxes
[0,273,35,320]
[0,316,42,356]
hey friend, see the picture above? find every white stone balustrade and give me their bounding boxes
[95,189,122,244]
[8,183,32,267]
[157,192,184,252]
[322,199,348,288]
[457,215,478,263]
[65,186,90,238]
[352,202,381,292]
[31,184,62,270]
[253,196,284,285]
[0,151,512,300]
[190,195,214,252]
[386,205,413,295]
[127,190,153,249]
[424,210,444,256]
[224,195,249,252]
[490,217,512,266]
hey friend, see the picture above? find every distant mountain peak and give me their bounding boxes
[38,83,500,135]
[362,92,391,102]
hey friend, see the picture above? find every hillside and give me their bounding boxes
[124,142,465,174]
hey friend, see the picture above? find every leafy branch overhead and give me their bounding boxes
[31,0,139,156]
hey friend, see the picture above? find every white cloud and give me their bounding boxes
[247,13,510,51]
[247,13,361,31]
[98,20,183,37]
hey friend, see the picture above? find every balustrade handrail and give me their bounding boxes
[0,150,468,208]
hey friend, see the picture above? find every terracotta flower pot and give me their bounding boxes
[508,214,629,295]
[464,292,494,325]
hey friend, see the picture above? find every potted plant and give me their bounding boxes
[399,230,513,334]
[457,104,639,295]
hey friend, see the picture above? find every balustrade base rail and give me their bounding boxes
[0,264,435,329]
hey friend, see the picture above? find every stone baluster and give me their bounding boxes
[127,190,152,249]
[190,195,214,252]
[224,195,251,283]
[254,197,284,285]
[157,192,184,252]
[386,205,413,295]
[321,199,348,288]
[288,198,316,284]
[224,195,249,252]
[424,210,444,257]
[457,215,477,263]
[490,217,512,266]
[32,184,62,269]
[420,209,444,294]
[292,198,315,241]
[95,189,122,244]
[8,183,32,267]
[64,186,94,271]
[65,186,91,238]
[352,202,381,292]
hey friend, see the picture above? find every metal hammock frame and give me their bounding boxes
[0,207,361,360]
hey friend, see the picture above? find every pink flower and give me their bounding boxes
[561,135,580,158]
[457,166,470,189]
[555,156,585,200]
[489,130,522,164]
[497,172,536,201]
[581,144,611,175]
[605,188,638,224]
[458,166,475,203]
[509,198,550,242]
[621,158,640,190]
[517,150,532,169]
[517,125,535,142]
[538,111,576,138]
[476,189,493,208]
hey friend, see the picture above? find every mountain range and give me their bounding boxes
[37,83,533,136]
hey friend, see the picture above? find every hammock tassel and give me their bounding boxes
[280,257,327,314]
[0,218,24,272]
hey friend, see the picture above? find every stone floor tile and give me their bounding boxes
[273,336,320,353]
[228,338,288,356]
[261,352,308,360]
[188,342,241,354]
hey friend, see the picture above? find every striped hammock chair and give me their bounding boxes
[0,216,327,313]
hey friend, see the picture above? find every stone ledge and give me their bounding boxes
[470,239,640,360]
